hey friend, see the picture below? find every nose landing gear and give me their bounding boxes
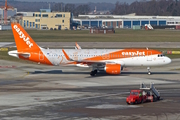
[147,67,151,75]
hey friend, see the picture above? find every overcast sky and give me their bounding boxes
[16,0,138,4]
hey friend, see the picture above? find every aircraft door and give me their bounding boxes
[147,51,152,61]
[39,51,44,61]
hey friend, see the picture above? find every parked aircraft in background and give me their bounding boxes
[9,23,171,76]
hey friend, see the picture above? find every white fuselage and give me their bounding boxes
[39,49,171,67]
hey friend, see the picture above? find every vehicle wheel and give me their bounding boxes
[152,95,155,102]
[135,100,138,104]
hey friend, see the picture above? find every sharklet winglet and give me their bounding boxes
[62,49,73,61]
[75,42,81,50]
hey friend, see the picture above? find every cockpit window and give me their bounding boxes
[158,54,165,57]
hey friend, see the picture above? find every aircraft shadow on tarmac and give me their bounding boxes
[30,70,178,77]
[31,70,89,74]
[122,71,178,75]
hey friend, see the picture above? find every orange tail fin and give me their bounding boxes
[11,23,39,52]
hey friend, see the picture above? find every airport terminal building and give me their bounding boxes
[21,12,180,30]
[22,9,72,30]
[74,15,180,29]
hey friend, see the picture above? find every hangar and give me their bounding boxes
[74,14,180,29]
[73,18,166,28]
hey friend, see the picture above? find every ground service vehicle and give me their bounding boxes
[126,83,160,105]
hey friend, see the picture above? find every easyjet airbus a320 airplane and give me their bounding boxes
[9,23,171,76]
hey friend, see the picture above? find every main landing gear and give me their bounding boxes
[90,70,97,76]
[147,67,151,75]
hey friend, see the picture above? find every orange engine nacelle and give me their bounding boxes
[105,64,121,75]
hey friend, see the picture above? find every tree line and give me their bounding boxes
[0,0,180,16]
[112,0,180,16]
[0,1,91,16]
[52,3,90,16]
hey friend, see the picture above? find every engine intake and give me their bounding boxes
[105,64,121,75]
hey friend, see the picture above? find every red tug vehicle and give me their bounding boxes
[126,83,160,105]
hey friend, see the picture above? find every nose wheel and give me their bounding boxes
[147,67,151,75]
[90,70,97,76]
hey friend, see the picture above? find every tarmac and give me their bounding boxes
[0,58,180,120]
[1,42,180,48]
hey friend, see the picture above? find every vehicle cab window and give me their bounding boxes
[130,92,139,95]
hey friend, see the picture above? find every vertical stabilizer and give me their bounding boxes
[11,23,39,52]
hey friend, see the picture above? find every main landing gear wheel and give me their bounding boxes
[147,67,151,75]
[90,70,97,76]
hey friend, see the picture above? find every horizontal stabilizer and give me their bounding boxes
[8,50,30,58]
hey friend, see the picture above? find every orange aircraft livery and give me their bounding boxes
[9,23,171,76]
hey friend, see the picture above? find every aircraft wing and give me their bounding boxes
[62,49,115,66]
